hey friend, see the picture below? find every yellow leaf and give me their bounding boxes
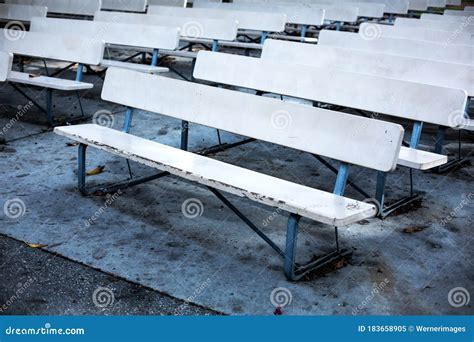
[86,165,105,176]
[27,243,48,248]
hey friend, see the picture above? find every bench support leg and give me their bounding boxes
[181,121,189,151]
[78,144,88,195]
[284,214,352,281]
[375,171,421,218]
[207,187,351,281]
[46,89,53,126]
[434,127,471,173]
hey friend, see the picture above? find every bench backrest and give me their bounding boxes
[421,13,468,22]
[359,22,474,46]
[148,5,287,32]
[193,2,325,26]
[261,39,474,96]
[428,0,446,7]
[407,0,428,11]
[193,51,468,129]
[0,52,13,82]
[103,67,403,172]
[94,11,238,41]
[231,0,359,22]
[0,30,105,65]
[101,0,147,12]
[30,17,180,51]
[0,4,47,21]
[4,0,102,16]
[334,0,408,14]
[148,0,187,6]
[446,0,461,5]
[318,30,474,66]
[395,17,474,33]
[444,10,473,17]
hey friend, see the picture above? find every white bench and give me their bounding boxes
[94,11,238,42]
[55,67,405,280]
[30,17,180,74]
[446,0,461,5]
[4,0,102,16]
[148,5,288,33]
[261,39,474,98]
[101,0,147,12]
[395,17,474,33]
[0,29,105,124]
[0,52,13,82]
[359,22,474,46]
[318,30,474,66]
[0,3,47,21]
[192,51,469,215]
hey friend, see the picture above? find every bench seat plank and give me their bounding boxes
[8,71,93,91]
[398,147,448,170]
[100,60,169,74]
[55,124,377,226]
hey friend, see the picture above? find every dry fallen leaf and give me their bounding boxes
[26,243,48,248]
[402,225,429,234]
[86,165,105,176]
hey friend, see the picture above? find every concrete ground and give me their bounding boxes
[0,52,473,316]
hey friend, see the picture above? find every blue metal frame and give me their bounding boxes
[300,25,307,41]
